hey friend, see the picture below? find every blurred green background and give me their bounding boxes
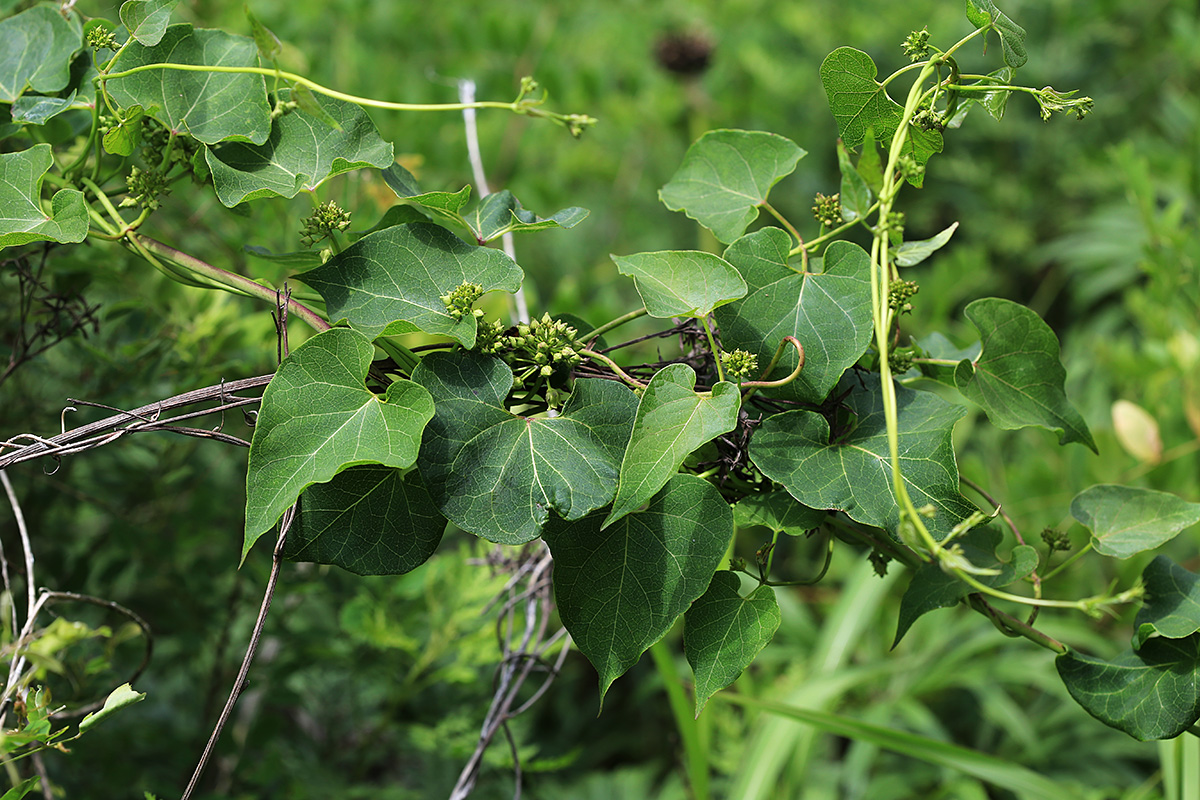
[1,0,1197,797]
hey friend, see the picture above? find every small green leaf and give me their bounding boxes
[1057,635,1200,741]
[894,221,958,267]
[819,48,943,185]
[108,24,272,145]
[659,129,805,244]
[1135,557,1200,649]
[205,87,393,206]
[101,103,144,156]
[954,298,1096,452]
[733,490,826,535]
[286,466,445,576]
[914,332,981,386]
[290,83,342,130]
[244,328,435,558]
[243,3,281,62]
[894,526,1037,645]
[750,377,976,541]
[0,144,89,249]
[1070,485,1200,559]
[965,0,1028,69]
[119,0,180,46]
[0,4,82,103]
[856,127,884,194]
[297,222,522,345]
[611,250,747,319]
[684,571,780,716]
[544,474,732,705]
[714,229,873,404]
[605,364,740,527]
[413,351,638,545]
[0,776,41,800]
[836,139,872,222]
[78,683,146,732]
[468,190,588,242]
[10,90,78,125]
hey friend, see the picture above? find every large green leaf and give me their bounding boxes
[0,144,88,248]
[819,47,943,185]
[954,298,1097,452]
[894,526,1038,645]
[297,222,523,345]
[659,130,805,244]
[1070,484,1200,559]
[543,474,732,703]
[467,190,589,242]
[119,0,180,46]
[286,466,445,576]
[604,364,740,527]
[750,378,976,541]
[965,0,1028,69]
[107,24,272,145]
[733,490,826,535]
[413,350,638,545]
[0,4,81,103]
[205,88,393,206]
[684,571,780,716]
[611,251,747,319]
[714,229,873,404]
[244,328,435,558]
[1057,635,1200,740]
[1135,557,1200,649]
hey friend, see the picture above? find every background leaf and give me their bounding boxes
[611,250,747,319]
[244,328,435,557]
[468,190,588,242]
[965,0,1028,69]
[10,89,77,125]
[119,0,180,46]
[413,351,638,545]
[1057,635,1200,741]
[544,474,732,704]
[0,4,81,103]
[733,490,827,535]
[286,466,445,576]
[685,571,780,716]
[605,364,740,527]
[1070,484,1200,559]
[298,222,523,344]
[107,24,272,145]
[78,683,146,732]
[837,138,873,222]
[0,144,88,248]
[714,229,873,404]
[954,298,1097,452]
[205,87,393,206]
[1135,557,1200,649]
[895,221,958,267]
[659,129,805,244]
[750,377,977,541]
[894,526,1037,645]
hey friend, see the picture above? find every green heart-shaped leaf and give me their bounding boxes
[107,24,272,145]
[965,0,1028,69]
[244,327,435,559]
[733,490,826,535]
[611,250,747,319]
[604,364,740,527]
[413,350,638,545]
[1070,484,1200,559]
[714,229,873,404]
[954,298,1096,452]
[544,474,733,704]
[205,88,393,206]
[0,144,88,248]
[298,222,523,344]
[0,5,82,103]
[684,571,780,716]
[750,378,976,541]
[659,129,805,244]
[1135,557,1200,649]
[286,466,445,576]
[119,0,180,46]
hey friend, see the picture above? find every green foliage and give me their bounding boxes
[1071,484,1200,558]
[0,145,88,247]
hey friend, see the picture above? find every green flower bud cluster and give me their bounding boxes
[888,279,919,313]
[1041,527,1072,552]
[901,27,931,62]
[140,121,199,170]
[913,107,945,132]
[1033,87,1094,121]
[300,201,352,248]
[883,210,905,244]
[507,313,583,378]
[120,166,169,209]
[86,26,120,52]
[441,282,486,322]
[812,192,841,228]
[888,346,916,374]
[474,318,507,355]
[720,349,759,381]
[898,154,924,183]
